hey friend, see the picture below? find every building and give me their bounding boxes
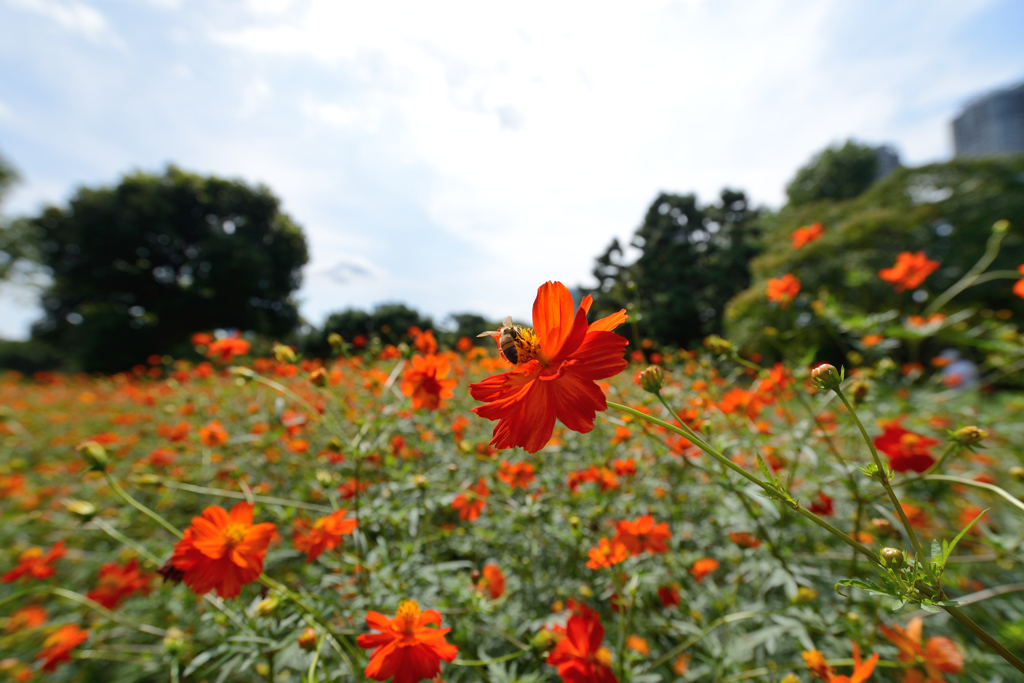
[952,81,1024,157]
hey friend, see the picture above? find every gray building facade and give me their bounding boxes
[952,81,1024,157]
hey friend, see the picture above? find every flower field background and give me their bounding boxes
[2,284,1023,682]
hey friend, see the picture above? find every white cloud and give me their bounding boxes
[6,0,117,44]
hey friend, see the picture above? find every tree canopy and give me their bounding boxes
[27,166,308,371]
[785,139,882,207]
[586,189,763,347]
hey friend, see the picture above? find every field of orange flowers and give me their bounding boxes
[2,279,1024,683]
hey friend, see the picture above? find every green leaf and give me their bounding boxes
[940,508,988,568]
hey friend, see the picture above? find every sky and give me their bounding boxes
[1,0,1023,339]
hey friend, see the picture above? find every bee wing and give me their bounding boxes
[477,329,501,338]
[502,316,514,328]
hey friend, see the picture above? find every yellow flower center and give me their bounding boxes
[595,648,613,667]
[223,523,247,547]
[513,327,546,365]
[395,600,421,634]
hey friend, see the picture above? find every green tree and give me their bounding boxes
[26,166,308,371]
[303,303,436,356]
[785,139,881,206]
[586,189,763,347]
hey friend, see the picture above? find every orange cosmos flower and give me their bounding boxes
[2,541,66,583]
[766,274,801,308]
[1013,264,1024,298]
[206,336,251,362]
[729,531,761,548]
[477,564,506,600]
[36,624,89,672]
[400,355,457,411]
[626,635,649,656]
[169,502,276,599]
[612,515,671,554]
[497,460,536,489]
[293,509,358,562]
[470,281,628,453]
[357,600,458,683]
[879,252,939,292]
[86,559,151,609]
[451,478,489,521]
[546,611,619,683]
[199,420,229,447]
[689,557,719,583]
[879,617,963,682]
[873,419,938,473]
[862,334,884,347]
[791,222,825,249]
[5,606,47,633]
[804,642,877,683]
[586,538,629,570]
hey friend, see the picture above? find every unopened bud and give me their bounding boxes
[780,675,801,683]
[316,470,333,486]
[273,343,297,364]
[325,437,343,453]
[993,219,1010,234]
[880,547,905,569]
[255,595,280,617]
[578,584,593,598]
[1009,466,1024,482]
[702,335,733,355]
[639,366,664,394]
[810,363,842,391]
[77,441,110,471]
[850,379,870,404]
[870,518,895,536]
[952,426,987,447]
[792,586,818,604]
[327,333,344,348]
[413,474,429,489]
[63,499,97,521]
[532,629,559,652]
[308,368,328,387]
[297,627,317,651]
[163,628,186,655]
[470,569,481,581]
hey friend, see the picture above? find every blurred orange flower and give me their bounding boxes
[206,336,251,362]
[36,624,89,672]
[451,478,489,521]
[689,557,719,583]
[293,509,358,563]
[546,611,618,683]
[879,616,963,682]
[401,355,457,411]
[5,606,47,633]
[729,531,761,548]
[1013,264,1024,298]
[586,538,629,570]
[497,461,536,489]
[199,420,229,447]
[2,541,66,583]
[170,502,276,599]
[767,274,801,308]
[470,281,628,453]
[478,564,505,600]
[626,635,649,655]
[804,642,877,682]
[612,515,671,554]
[879,252,939,292]
[356,600,458,683]
[86,559,151,609]
[791,222,824,249]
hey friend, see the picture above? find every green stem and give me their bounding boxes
[921,475,1024,515]
[832,389,924,560]
[641,610,761,674]
[925,224,1008,315]
[103,471,183,539]
[453,651,527,667]
[921,442,959,477]
[943,604,1024,674]
[609,400,880,565]
[140,477,334,513]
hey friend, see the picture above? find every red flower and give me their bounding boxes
[206,336,251,362]
[451,478,489,521]
[293,509,358,562]
[611,458,636,476]
[657,585,680,608]
[689,557,719,583]
[199,420,229,447]
[612,515,671,554]
[728,531,761,549]
[5,606,47,633]
[879,616,963,682]
[809,492,835,517]
[766,274,801,308]
[1013,264,1024,299]
[338,478,370,499]
[546,611,618,683]
[2,541,66,583]
[357,600,458,683]
[401,355,457,411]
[470,282,628,453]
[478,564,506,600]
[497,460,536,489]
[879,252,939,292]
[586,538,629,570]
[86,559,151,609]
[36,624,89,672]
[170,502,276,599]
[791,222,825,249]
[873,419,938,473]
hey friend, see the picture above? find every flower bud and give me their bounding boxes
[532,629,559,652]
[638,366,664,394]
[1010,466,1024,483]
[810,363,842,391]
[413,474,429,489]
[792,586,818,604]
[327,332,344,349]
[952,426,987,447]
[880,547,905,569]
[993,219,1010,234]
[308,368,328,387]
[325,437,343,453]
[869,517,895,536]
[273,343,297,364]
[163,628,186,655]
[702,335,733,354]
[255,595,280,618]
[850,379,870,404]
[77,440,110,472]
[63,499,97,522]
[297,627,317,651]
[316,470,333,486]
[780,675,801,683]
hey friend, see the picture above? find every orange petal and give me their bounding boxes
[532,281,576,359]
